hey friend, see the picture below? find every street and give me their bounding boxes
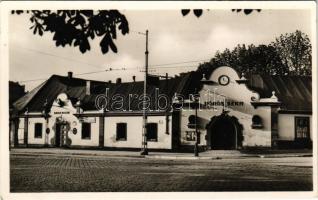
[10,153,312,192]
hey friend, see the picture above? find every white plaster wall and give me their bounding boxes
[26,114,99,146]
[180,109,221,146]
[179,105,272,147]
[27,118,47,145]
[47,94,100,147]
[201,66,260,114]
[189,66,273,148]
[47,114,99,146]
[17,118,25,144]
[104,115,172,149]
[63,116,99,147]
[278,114,312,140]
[244,106,272,147]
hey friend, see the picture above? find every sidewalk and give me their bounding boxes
[10,148,313,160]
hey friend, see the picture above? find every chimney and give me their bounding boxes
[68,71,73,79]
[116,78,122,84]
[108,80,112,84]
[86,81,91,95]
[132,76,136,82]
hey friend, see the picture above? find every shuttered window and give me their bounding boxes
[295,117,310,139]
[146,123,158,142]
[81,123,91,139]
[34,123,43,138]
[116,123,127,141]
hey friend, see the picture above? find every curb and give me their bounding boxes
[257,154,312,158]
[10,151,312,160]
[145,155,214,160]
[10,152,145,158]
[145,154,312,160]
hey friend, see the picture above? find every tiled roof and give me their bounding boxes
[12,71,312,113]
[9,81,26,108]
[12,72,201,112]
[246,75,312,112]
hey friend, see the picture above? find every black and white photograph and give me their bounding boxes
[0,1,317,199]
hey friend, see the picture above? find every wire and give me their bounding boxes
[12,45,103,70]
[149,59,209,68]
[19,65,200,83]
[130,30,146,35]
[14,47,209,83]
[19,64,199,83]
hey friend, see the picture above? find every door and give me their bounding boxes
[210,117,236,150]
[55,124,62,147]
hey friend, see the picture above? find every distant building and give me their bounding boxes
[10,66,312,150]
[9,81,26,147]
[9,81,26,109]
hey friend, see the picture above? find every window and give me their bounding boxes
[116,123,127,141]
[81,123,91,139]
[146,123,158,141]
[295,117,310,139]
[185,131,200,143]
[251,115,263,129]
[185,131,196,141]
[34,123,43,138]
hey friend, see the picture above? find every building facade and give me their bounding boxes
[10,66,312,150]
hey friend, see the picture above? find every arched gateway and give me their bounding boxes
[206,112,243,150]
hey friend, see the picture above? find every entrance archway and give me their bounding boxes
[206,113,243,150]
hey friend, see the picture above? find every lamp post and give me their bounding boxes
[193,88,200,157]
[192,73,216,157]
[172,89,200,157]
[42,99,50,147]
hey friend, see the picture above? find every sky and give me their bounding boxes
[9,9,312,91]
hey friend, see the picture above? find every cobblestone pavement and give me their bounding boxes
[10,154,312,192]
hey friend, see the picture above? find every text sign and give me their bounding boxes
[54,111,70,114]
[205,101,244,106]
[79,117,96,123]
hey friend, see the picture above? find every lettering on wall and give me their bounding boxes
[205,101,244,107]
[79,117,96,123]
[53,111,70,114]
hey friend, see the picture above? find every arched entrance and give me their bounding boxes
[206,113,243,150]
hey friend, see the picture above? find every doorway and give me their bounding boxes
[206,114,242,150]
[55,124,62,147]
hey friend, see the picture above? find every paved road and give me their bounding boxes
[10,154,312,192]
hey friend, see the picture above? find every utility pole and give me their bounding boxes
[141,30,149,155]
[194,88,199,157]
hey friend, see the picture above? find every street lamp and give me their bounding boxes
[171,73,216,157]
[193,89,200,157]
[42,99,51,147]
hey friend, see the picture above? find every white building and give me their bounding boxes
[10,66,312,150]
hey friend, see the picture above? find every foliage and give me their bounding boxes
[12,10,129,54]
[231,9,261,15]
[181,9,261,17]
[13,9,261,54]
[273,30,312,75]
[198,30,312,76]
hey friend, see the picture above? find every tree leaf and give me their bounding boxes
[38,27,43,36]
[100,34,110,54]
[243,9,253,15]
[181,9,190,16]
[109,38,118,53]
[33,26,37,34]
[193,9,203,18]
[18,10,129,54]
